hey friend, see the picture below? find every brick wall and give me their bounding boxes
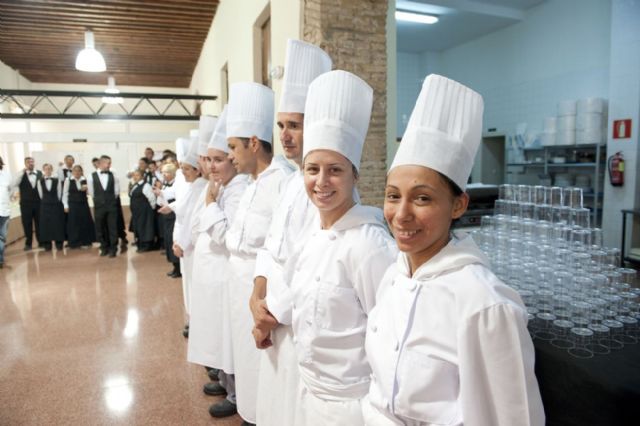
[303,0,388,207]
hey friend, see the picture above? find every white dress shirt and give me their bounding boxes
[36,177,62,200]
[0,168,12,217]
[61,177,87,209]
[86,171,120,197]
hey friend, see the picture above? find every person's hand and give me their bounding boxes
[172,243,183,258]
[252,326,273,349]
[206,176,222,205]
[158,205,172,215]
[250,298,278,334]
[80,185,88,192]
[64,208,69,213]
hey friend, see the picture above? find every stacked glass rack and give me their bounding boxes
[472,184,639,359]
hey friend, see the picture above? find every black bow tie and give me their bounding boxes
[29,172,36,175]
[100,171,109,175]
[164,182,173,188]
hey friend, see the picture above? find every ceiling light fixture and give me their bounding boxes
[102,76,124,104]
[75,30,107,72]
[395,10,439,24]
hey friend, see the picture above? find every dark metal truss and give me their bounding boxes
[0,89,217,120]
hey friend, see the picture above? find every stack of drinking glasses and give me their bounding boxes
[472,184,639,359]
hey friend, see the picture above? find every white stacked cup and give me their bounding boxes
[576,98,605,145]
[471,183,639,359]
[541,117,557,146]
[557,100,577,146]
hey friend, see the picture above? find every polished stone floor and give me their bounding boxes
[0,241,240,425]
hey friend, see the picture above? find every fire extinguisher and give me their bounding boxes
[608,151,624,187]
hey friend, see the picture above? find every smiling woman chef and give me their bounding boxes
[287,70,397,425]
[362,75,545,426]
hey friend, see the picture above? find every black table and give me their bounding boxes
[534,338,640,426]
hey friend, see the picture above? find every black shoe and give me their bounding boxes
[108,252,117,258]
[99,249,108,257]
[209,399,237,418]
[55,245,63,251]
[182,324,189,338]
[203,382,227,396]
[23,246,32,252]
[167,269,175,277]
[207,368,220,381]
[241,421,256,426]
[170,271,182,278]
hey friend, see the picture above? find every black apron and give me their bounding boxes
[39,177,65,242]
[67,178,96,247]
[129,183,155,243]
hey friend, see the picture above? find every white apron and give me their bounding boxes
[229,254,260,423]
[257,324,304,425]
[186,232,228,368]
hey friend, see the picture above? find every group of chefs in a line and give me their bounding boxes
[171,39,545,426]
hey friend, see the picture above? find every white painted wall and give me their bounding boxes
[602,0,640,250]
[396,0,612,136]
[189,0,303,155]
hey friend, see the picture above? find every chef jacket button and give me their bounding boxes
[371,324,378,332]
[315,276,320,282]
[409,282,417,292]
[328,233,336,241]
[394,341,399,351]
[391,279,395,287]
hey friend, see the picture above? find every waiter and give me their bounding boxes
[250,39,332,426]
[37,163,65,252]
[0,156,12,269]
[88,155,120,258]
[58,154,75,243]
[12,157,42,251]
[225,82,294,426]
[362,75,545,426]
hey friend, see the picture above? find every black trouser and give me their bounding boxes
[94,205,118,254]
[20,201,40,247]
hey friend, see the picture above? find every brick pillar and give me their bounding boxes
[303,0,389,207]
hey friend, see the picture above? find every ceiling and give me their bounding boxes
[397,0,546,53]
[0,0,218,88]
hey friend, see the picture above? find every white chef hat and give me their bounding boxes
[175,137,191,162]
[226,82,274,143]
[181,135,199,168]
[279,39,332,114]
[303,70,373,171]
[391,74,483,191]
[208,105,229,153]
[198,115,218,156]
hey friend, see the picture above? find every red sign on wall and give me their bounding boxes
[613,119,632,139]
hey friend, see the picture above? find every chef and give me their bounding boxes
[172,135,207,337]
[184,115,218,373]
[225,81,295,426]
[288,70,397,425]
[362,74,545,426]
[251,39,332,426]
[36,163,65,252]
[188,108,250,420]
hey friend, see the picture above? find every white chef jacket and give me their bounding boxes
[61,176,88,209]
[226,155,295,257]
[0,168,12,217]
[36,177,62,200]
[187,173,249,372]
[173,177,207,254]
[255,169,317,324]
[363,233,545,426]
[289,204,397,401]
[225,155,295,423]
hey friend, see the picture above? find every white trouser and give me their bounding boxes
[219,371,237,404]
[297,384,365,426]
[256,325,304,425]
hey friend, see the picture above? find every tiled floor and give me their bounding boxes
[0,241,241,425]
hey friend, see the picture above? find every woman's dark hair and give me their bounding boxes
[437,171,465,230]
